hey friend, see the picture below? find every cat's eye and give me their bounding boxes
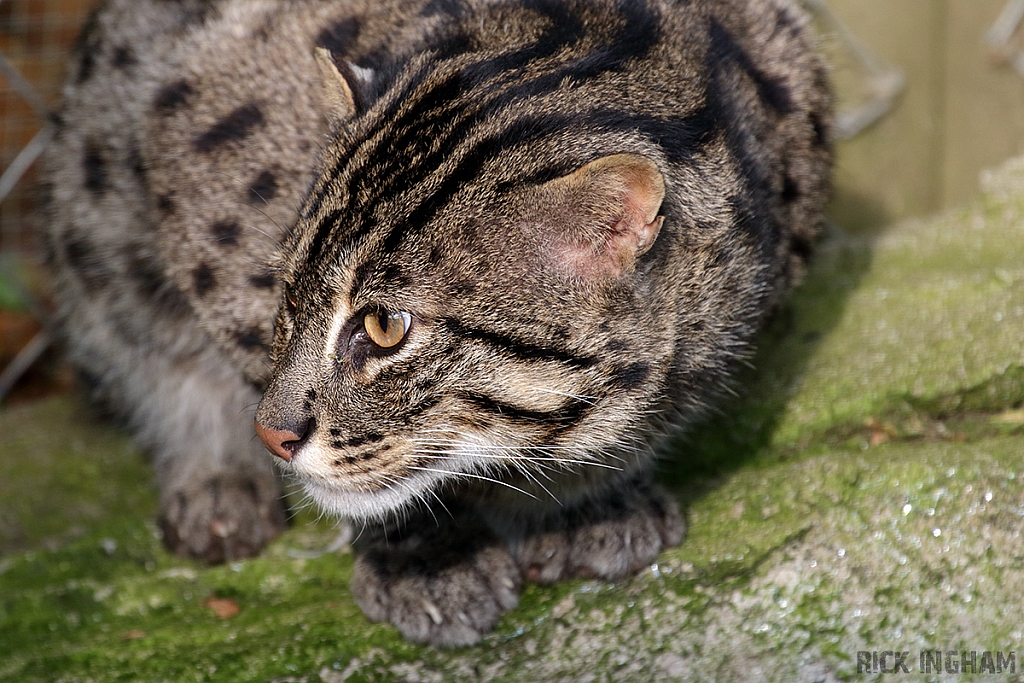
[363,311,412,348]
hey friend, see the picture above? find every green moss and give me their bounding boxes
[0,398,156,555]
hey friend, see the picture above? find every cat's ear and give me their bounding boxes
[314,47,371,121]
[531,154,666,279]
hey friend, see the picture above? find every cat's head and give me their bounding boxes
[254,53,681,522]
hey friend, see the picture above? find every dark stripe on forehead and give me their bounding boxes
[443,318,597,368]
[302,58,441,221]
[306,207,346,269]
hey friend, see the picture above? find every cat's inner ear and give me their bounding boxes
[314,47,371,120]
[531,154,666,279]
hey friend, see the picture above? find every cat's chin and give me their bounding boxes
[298,471,445,523]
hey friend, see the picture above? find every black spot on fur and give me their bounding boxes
[193,103,265,153]
[606,340,627,353]
[428,246,442,265]
[306,389,317,400]
[247,170,278,203]
[791,234,814,262]
[83,141,107,198]
[75,368,104,395]
[610,362,651,390]
[346,433,384,448]
[164,0,218,28]
[236,328,266,350]
[48,111,65,132]
[781,175,799,203]
[315,17,360,55]
[127,252,191,316]
[127,144,146,181]
[64,235,111,292]
[64,236,94,271]
[329,428,341,437]
[211,220,241,246]
[73,8,102,84]
[381,264,410,289]
[810,112,828,148]
[154,80,196,115]
[452,280,476,295]
[157,194,175,214]
[112,45,136,69]
[76,47,97,85]
[248,271,276,289]
[193,263,215,296]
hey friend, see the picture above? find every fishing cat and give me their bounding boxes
[40,0,831,645]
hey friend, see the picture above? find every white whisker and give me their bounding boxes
[405,465,538,499]
[525,386,601,405]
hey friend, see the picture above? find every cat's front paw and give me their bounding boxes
[351,541,521,646]
[517,484,685,583]
[158,473,287,564]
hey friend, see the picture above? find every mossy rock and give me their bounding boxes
[4,157,1024,682]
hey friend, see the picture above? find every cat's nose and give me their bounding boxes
[255,418,313,462]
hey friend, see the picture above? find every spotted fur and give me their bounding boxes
[42,0,831,645]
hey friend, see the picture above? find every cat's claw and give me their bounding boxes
[158,473,287,564]
[352,543,521,646]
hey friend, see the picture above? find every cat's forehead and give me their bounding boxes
[294,171,535,301]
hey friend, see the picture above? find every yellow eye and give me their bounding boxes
[363,311,412,348]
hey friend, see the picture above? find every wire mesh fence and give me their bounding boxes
[0,0,97,403]
[0,0,98,256]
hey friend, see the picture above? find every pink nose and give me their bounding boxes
[255,420,302,462]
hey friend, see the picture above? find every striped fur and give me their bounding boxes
[41,0,830,644]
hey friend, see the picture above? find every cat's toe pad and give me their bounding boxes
[158,473,287,564]
[351,544,521,647]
